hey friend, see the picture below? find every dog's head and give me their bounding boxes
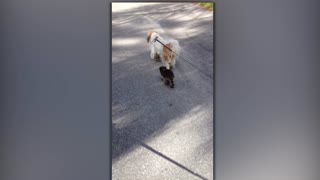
[146,31,158,43]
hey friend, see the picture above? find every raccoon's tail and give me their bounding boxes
[169,78,174,88]
[164,79,169,85]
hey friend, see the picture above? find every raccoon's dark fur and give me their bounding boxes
[159,66,175,88]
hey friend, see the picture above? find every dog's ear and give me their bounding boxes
[146,31,153,43]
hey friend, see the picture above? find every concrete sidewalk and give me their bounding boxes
[112,3,214,180]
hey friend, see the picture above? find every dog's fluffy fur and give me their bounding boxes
[159,66,175,88]
[147,31,180,70]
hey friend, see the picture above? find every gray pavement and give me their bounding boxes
[112,3,214,180]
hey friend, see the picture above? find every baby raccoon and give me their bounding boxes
[159,66,175,88]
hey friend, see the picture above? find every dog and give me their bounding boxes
[147,31,180,70]
[159,66,175,88]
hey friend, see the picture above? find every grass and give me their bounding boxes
[197,2,214,11]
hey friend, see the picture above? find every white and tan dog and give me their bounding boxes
[146,31,180,70]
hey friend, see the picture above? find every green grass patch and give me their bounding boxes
[198,2,214,11]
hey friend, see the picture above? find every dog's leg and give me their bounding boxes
[172,59,176,69]
[161,57,170,69]
[169,63,173,70]
[165,63,170,70]
[169,61,175,70]
[155,53,160,61]
[150,47,156,60]
[160,56,169,69]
